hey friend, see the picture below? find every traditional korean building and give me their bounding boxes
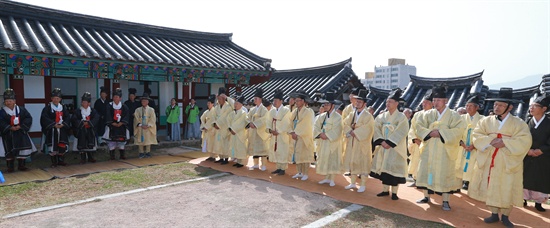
[230,58,365,106]
[0,0,271,137]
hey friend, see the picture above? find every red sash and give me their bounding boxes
[114,109,122,122]
[488,133,502,185]
[10,116,18,126]
[84,116,91,128]
[55,111,63,124]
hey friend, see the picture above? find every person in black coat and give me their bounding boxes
[524,95,550,212]
[0,88,36,172]
[103,88,130,160]
[71,92,100,164]
[94,86,110,145]
[40,88,71,167]
[124,88,140,138]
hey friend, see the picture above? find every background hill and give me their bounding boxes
[487,74,543,89]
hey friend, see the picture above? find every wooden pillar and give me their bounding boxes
[9,75,25,105]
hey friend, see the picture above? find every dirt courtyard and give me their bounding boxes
[0,175,346,227]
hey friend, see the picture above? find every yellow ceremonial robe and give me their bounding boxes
[289,107,315,163]
[371,110,409,179]
[415,107,465,193]
[314,111,343,175]
[342,104,354,123]
[469,115,531,208]
[341,104,354,157]
[455,112,485,182]
[343,110,375,175]
[213,98,234,156]
[285,104,296,161]
[228,109,248,160]
[133,106,158,146]
[247,104,269,156]
[266,106,291,164]
[407,110,427,177]
[200,109,215,153]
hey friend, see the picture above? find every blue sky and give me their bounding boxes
[14,0,550,85]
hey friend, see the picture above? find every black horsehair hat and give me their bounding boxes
[533,94,550,108]
[254,88,264,99]
[387,88,404,101]
[466,94,482,105]
[3,88,15,100]
[207,94,217,103]
[273,89,284,101]
[353,89,369,102]
[318,92,342,105]
[128,88,137,96]
[232,92,246,104]
[218,87,226,96]
[82,92,92,102]
[289,90,313,103]
[113,88,123,98]
[432,85,447,99]
[51,88,62,98]
[485,87,519,104]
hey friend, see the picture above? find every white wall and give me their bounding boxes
[24,75,45,98]
[77,78,98,102]
[159,81,174,118]
[210,83,224,96]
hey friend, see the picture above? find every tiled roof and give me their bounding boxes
[366,71,546,119]
[230,58,365,102]
[0,0,271,72]
[402,71,485,111]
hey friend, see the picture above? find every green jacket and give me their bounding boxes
[185,104,200,123]
[165,105,180,124]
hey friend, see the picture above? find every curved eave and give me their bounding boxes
[409,70,484,87]
[367,85,391,97]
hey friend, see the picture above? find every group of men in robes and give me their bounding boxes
[0,87,158,172]
[200,84,547,228]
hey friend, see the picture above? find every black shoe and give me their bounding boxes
[416,197,430,204]
[535,203,546,212]
[377,192,390,197]
[235,164,244,168]
[357,174,361,179]
[462,181,469,190]
[524,200,527,207]
[233,163,239,167]
[501,215,514,228]
[484,213,499,223]
[206,157,216,161]
[344,172,351,176]
[278,170,285,175]
[214,159,222,163]
[391,193,399,200]
[442,201,451,211]
[220,160,229,165]
[271,169,281,174]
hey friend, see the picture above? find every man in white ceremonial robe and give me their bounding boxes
[415,85,465,211]
[314,92,343,187]
[469,88,531,228]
